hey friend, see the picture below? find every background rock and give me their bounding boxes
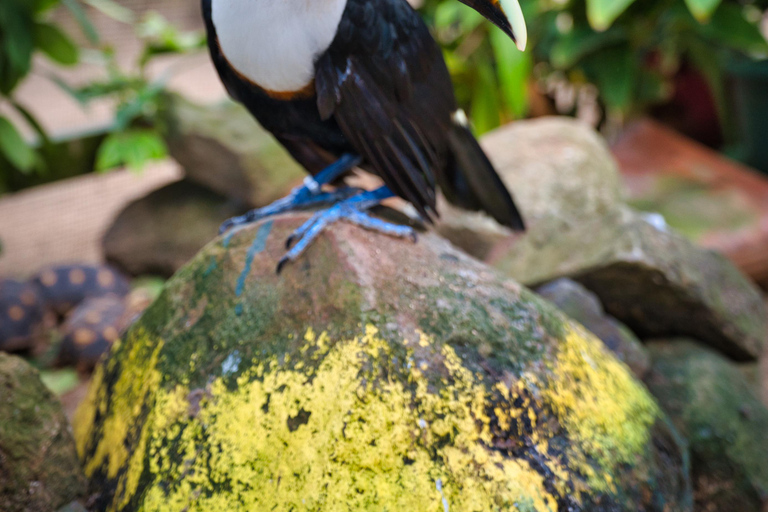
[437,117,623,260]
[645,340,768,512]
[0,353,85,512]
[491,207,766,361]
[162,93,305,207]
[76,215,690,512]
[103,180,245,277]
[535,278,650,378]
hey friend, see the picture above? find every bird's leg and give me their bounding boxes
[277,186,417,273]
[219,154,363,234]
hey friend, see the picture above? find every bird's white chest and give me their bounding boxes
[212,0,347,93]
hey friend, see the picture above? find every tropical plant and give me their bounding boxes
[0,0,81,174]
[57,9,206,172]
[420,0,768,133]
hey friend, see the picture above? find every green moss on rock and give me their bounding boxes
[0,353,86,512]
[646,340,768,511]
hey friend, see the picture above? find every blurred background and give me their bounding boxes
[0,0,767,403]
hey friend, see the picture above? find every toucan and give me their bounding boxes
[202,0,528,271]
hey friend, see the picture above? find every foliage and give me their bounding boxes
[58,10,206,172]
[421,0,768,133]
[0,0,81,174]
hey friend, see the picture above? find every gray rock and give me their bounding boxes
[162,93,305,207]
[76,214,690,511]
[103,180,244,277]
[491,208,767,361]
[437,117,623,260]
[535,278,650,378]
[645,340,768,512]
[0,353,85,512]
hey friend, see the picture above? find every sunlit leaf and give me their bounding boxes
[470,60,501,134]
[34,22,79,65]
[586,0,637,31]
[490,26,531,118]
[684,0,722,22]
[39,369,80,396]
[96,128,167,172]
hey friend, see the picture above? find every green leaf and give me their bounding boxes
[470,60,501,134]
[489,26,531,118]
[0,116,35,172]
[581,44,637,114]
[684,0,722,22]
[34,22,78,65]
[96,129,167,172]
[586,0,637,31]
[550,26,627,68]
[82,0,134,23]
[39,369,80,396]
[60,0,99,44]
[696,4,768,56]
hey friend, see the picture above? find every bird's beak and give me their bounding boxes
[458,0,527,51]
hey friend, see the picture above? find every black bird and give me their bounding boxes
[202,0,527,271]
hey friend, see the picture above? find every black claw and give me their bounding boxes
[218,221,232,235]
[408,231,418,243]
[285,234,297,249]
[276,256,290,274]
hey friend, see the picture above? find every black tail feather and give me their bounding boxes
[444,123,525,231]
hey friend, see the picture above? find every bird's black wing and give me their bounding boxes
[315,0,457,220]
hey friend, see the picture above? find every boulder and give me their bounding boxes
[0,353,86,511]
[437,117,623,260]
[162,93,305,207]
[535,278,650,378]
[645,340,768,512]
[75,215,690,512]
[103,180,245,277]
[491,208,767,361]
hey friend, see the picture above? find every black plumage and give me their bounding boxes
[202,0,525,230]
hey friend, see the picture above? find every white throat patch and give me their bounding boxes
[212,0,347,93]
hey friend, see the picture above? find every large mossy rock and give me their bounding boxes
[75,215,691,511]
[0,353,85,512]
[645,340,768,512]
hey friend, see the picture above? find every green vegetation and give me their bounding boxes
[421,0,768,133]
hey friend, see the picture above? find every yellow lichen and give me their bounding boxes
[76,323,660,511]
[127,327,555,511]
[539,324,659,491]
[73,328,165,510]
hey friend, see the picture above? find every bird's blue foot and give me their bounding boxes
[277,186,417,273]
[219,154,362,234]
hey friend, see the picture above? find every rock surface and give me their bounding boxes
[103,180,245,277]
[75,215,690,512]
[645,340,768,512]
[0,353,85,512]
[162,93,305,207]
[491,207,767,361]
[437,117,623,260]
[535,278,650,378]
